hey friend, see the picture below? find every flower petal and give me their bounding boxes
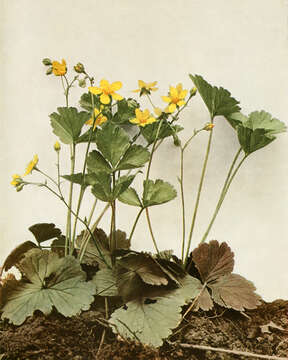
[177,100,186,107]
[111,93,123,101]
[168,103,177,113]
[89,87,102,95]
[111,81,122,91]
[100,94,111,104]
[162,96,171,103]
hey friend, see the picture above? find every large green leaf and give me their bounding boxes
[116,145,150,171]
[91,172,112,202]
[87,150,112,173]
[92,268,118,296]
[96,123,130,167]
[118,187,142,207]
[1,249,95,325]
[237,126,275,155]
[245,110,286,135]
[113,98,140,124]
[141,120,183,145]
[109,275,201,347]
[113,175,136,200]
[225,112,248,129]
[143,179,177,207]
[79,92,101,112]
[50,107,90,144]
[76,128,98,144]
[190,75,240,118]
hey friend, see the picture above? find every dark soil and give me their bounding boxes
[0,300,287,360]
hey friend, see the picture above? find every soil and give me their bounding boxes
[0,299,287,360]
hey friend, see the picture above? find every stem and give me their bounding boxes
[71,186,85,249]
[184,125,214,265]
[87,199,97,227]
[128,207,144,242]
[145,208,160,255]
[200,147,243,243]
[66,144,76,255]
[36,168,58,187]
[180,147,186,262]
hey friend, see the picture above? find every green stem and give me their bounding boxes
[200,147,242,244]
[66,144,76,255]
[180,147,186,262]
[128,207,144,242]
[71,186,86,249]
[87,199,97,227]
[145,208,160,255]
[184,125,214,265]
[36,168,58,187]
[200,149,248,244]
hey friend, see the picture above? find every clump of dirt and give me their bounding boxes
[0,300,287,360]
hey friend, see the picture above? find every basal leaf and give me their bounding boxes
[2,241,38,272]
[143,179,177,207]
[112,230,130,251]
[118,187,142,207]
[87,150,112,173]
[50,107,90,144]
[92,268,118,296]
[109,288,190,347]
[1,250,95,325]
[194,288,214,311]
[116,145,150,171]
[192,240,234,283]
[190,75,240,118]
[96,123,130,167]
[113,175,135,200]
[90,172,112,202]
[209,274,261,311]
[141,120,183,145]
[29,223,62,244]
[246,110,286,135]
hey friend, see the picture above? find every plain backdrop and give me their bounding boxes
[1,0,288,301]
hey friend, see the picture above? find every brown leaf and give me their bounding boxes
[118,253,169,286]
[29,223,61,243]
[51,236,66,257]
[192,240,234,283]
[111,230,130,251]
[208,274,262,311]
[2,241,38,272]
[194,288,214,311]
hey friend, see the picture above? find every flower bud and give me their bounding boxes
[42,58,52,66]
[190,87,197,97]
[74,63,85,73]
[204,123,215,131]
[78,79,86,88]
[54,141,61,152]
[46,67,53,75]
[16,183,24,192]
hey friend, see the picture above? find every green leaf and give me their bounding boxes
[141,120,183,145]
[96,123,130,167]
[237,126,275,155]
[113,98,140,124]
[79,92,101,112]
[1,250,95,325]
[87,150,112,173]
[118,187,142,207]
[143,179,177,207]
[91,172,112,202]
[92,268,118,296]
[190,75,241,118]
[62,173,88,187]
[110,276,201,347]
[75,128,98,143]
[113,175,136,200]
[226,112,248,129]
[245,110,286,135]
[50,107,90,144]
[116,145,150,171]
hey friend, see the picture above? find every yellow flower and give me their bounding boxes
[24,155,39,176]
[130,109,156,127]
[89,79,123,105]
[54,141,61,152]
[52,59,67,76]
[162,83,188,113]
[86,108,108,130]
[132,80,158,95]
[204,123,215,131]
[10,174,22,187]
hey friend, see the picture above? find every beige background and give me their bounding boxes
[1,0,288,301]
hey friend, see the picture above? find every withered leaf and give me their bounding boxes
[194,287,214,311]
[208,274,261,311]
[192,240,234,283]
[110,230,130,251]
[2,241,38,272]
[118,253,168,286]
[51,236,66,257]
[29,223,61,244]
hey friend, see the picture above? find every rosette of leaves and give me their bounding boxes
[188,240,262,311]
[0,248,96,325]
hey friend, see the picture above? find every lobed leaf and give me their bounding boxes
[92,268,118,296]
[113,175,136,200]
[2,241,38,273]
[87,150,112,174]
[90,172,112,202]
[113,98,140,124]
[118,187,142,207]
[116,145,150,171]
[190,74,240,118]
[141,120,183,145]
[143,179,177,207]
[29,223,62,244]
[50,107,90,144]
